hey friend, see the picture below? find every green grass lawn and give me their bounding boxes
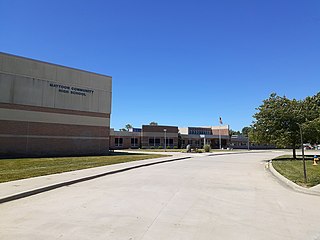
[272,155,320,187]
[0,153,169,183]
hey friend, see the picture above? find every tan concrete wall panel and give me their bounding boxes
[56,67,77,86]
[12,75,44,106]
[0,103,109,118]
[0,53,112,114]
[0,72,110,114]
[0,54,112,88]
[0,73,13,102]
[98,91,112,113]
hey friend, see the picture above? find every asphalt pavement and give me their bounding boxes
[1,150,320,240]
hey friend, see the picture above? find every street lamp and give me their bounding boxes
[164,129,167,152]
[297,123,307,184]
[218,127,221,149]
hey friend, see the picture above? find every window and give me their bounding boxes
[115,138,123,147]
[131,138,138,146]
[149,138,160,146]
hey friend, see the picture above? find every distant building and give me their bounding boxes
[109,128,141,149]
[230,135,275,149]
[230,135,249,148]
[110,124,230,150]
[129,128,142,133]
[142,125,179,149]
[110,125,179,150]
[179,126,229,149]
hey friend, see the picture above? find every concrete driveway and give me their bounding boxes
[1,151,320,240]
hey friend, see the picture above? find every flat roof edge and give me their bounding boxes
[0,52,112,79]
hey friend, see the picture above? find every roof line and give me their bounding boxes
[0,52,112,78]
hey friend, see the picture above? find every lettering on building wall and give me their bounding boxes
[49,83,94,96]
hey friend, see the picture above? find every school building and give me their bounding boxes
[0,52,112,157]
[110,125,230,150]
[179,126,229,149]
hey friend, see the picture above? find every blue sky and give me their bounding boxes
[1,0,319,131]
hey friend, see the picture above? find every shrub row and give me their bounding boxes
[147,146,179,149]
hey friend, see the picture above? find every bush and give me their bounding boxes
[158,146,163,149]
[150,146,155,149]
[173,146,178,149]
[204,144,211,152]
[196,149,203,153]
[166,146,171,149]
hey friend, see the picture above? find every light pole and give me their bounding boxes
[298,123,307,184]
[164,129,167,152]
[218,126,221,149]
[218,117,223,149]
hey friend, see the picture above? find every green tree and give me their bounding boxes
[303,118,320,144]
[252,93,306,159]
[252,92,320,158]
[302,92,320,144]
[119,124,133,132]
[125,124,133,131]
[149,121,158,126]
[241,127,251,136]
[229,129,241,136]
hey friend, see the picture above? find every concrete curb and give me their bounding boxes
[1,151,305,204]
[207,150,272,157]
[268,161,320,196]
[0,156,191,204]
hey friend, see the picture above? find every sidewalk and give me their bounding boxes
[0,154,192,204]
[0,150,253,203]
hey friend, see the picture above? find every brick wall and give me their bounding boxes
[0,119,110,157]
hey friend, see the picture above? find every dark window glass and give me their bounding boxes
[115,138,123,146]
[131,138,138,145]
